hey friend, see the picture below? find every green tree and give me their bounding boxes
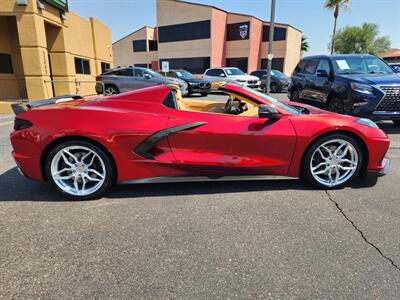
[301,36,309,55]
[324,0,351,54]
[333,23,391,54]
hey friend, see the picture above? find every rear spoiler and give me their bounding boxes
[11,94,83,116]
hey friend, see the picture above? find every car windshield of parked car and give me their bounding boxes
[239,86,300,115]
[332,57,394,74]
[271,70,286,77]
[175,70,194,79]
[146,69,163,78]
[225,68,245,76]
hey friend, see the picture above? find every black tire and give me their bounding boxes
[392,120,400,126]
[45,140,115,200]
[104,85,119,96]
[290,87,301,102]
[270,82,279,93]
[302,134,363,189]
[327,97,344,114]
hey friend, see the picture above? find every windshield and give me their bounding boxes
[174,70,194,79]
[146,69,163,78]
[271,70,286,77]
[333,56,394,74]
[225,68,245,76]
[239,85,300,115]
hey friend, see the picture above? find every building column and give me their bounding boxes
[16,13,52,100]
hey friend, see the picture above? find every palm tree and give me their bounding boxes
[324,0,351,54]
[301,36,309,55]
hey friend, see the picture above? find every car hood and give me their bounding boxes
[229,74,260,81]
[165,77,186,86]
[336,73,400,85]
[184,78,210,84]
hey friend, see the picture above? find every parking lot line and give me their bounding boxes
[0,121,13,127]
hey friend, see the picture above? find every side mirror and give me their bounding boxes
[316,69,328,77]
[258,104,281,119]
[144,73,152,79]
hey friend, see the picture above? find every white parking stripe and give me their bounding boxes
[0,121,13,127]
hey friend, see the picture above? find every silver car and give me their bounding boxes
[96,66,188,96]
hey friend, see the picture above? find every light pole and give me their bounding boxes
[265,0,276,95]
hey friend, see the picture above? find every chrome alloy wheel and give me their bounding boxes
[50,146,106,196]
[310,139,359,187]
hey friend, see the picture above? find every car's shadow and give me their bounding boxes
[0,167,379,202]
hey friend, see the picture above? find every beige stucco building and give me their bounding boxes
[0,0,113,105]
[113,0,302,76]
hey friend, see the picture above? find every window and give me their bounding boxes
[317,59,331,74]
[115,68,133,76]
[158,20,211,43]
[134,63,150,68]
[261,58,285,72]
[226,58,248,73]
[303,59,318,75]
[294,60,306,74]
[148,40,158,51]
[205,69,225,77]
[101,62,110,73]
[0,53,13,74]
[227,22,250,41]
[133,40,147,52]
[159,57,210,74]
[74,57,91,75]
[134,68,145,77]
[262,26,287,42]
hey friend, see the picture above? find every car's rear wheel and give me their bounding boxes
[327,97,344,114]
[302,134,363,189]
[104,85,119,96]
[392,120,400,126]
[290,87,301,102]
[45,141,115,200]
[270,82,279,93]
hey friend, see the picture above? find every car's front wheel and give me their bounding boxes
[270,82,279,93]
[290,87,301,102]
[392,120,400,127]
[45,141,115,200]
[327,97,344,114]
[104,85,119,96]
[302,134,363,189]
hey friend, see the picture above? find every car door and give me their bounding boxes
[313,58,333,103]
[166,109,297,175]
[302,59,319,101]
[133,68,158,89]
[114,68,134,93]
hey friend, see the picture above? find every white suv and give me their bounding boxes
[203,67,260,88]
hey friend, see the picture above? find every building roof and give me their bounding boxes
[113,26,155,45]
[170,0,302,32]
[379,49,400,58]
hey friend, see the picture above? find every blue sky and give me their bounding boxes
[69,0,400,55]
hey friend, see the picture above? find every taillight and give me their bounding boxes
[95,76,100,81]
[14,118,33,131]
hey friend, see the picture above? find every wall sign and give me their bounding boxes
[239,25,249,39]
[44,0,69,12]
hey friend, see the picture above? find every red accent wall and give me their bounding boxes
[211,8,228,68]
[248,18,263,73]
[151,60,159,71]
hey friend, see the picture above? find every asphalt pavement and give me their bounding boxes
[1,94,400,299]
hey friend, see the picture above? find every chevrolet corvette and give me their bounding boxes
[10,83,390,200]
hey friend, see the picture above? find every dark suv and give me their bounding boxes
[289,54,400,126]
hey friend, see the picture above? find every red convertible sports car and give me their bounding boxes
[10,83,390,200]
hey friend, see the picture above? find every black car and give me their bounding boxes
[165,69,211,96]
[250,69,291,93]
[289,54,400,126]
